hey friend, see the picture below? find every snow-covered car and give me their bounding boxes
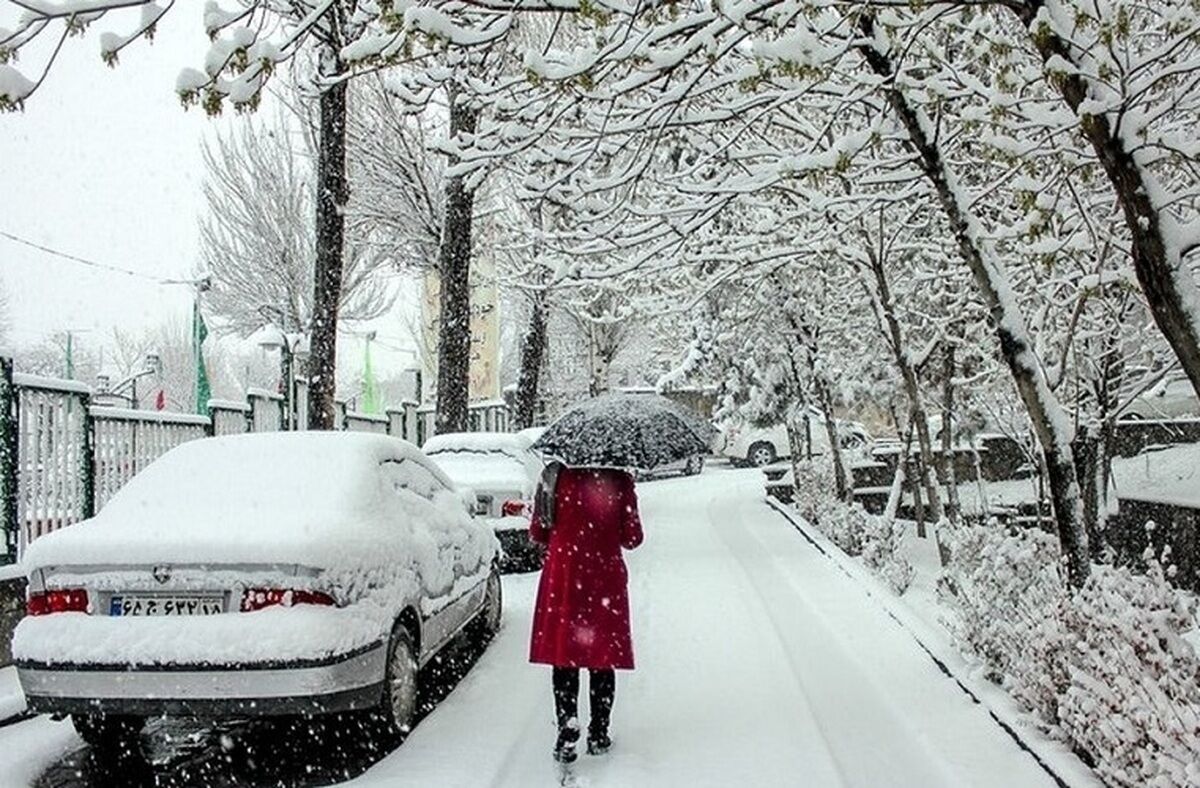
[635,453,705,480]
[1122,373,1200,420]
[14,432,500,749]
[423,432,544,572]
[721,416,872,467]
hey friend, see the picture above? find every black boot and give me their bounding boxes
[555,723,580,763]
[552,667,581,763]
[586,728,612,756]
[587,669,615,755]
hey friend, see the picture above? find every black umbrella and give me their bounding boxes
[533,393,710,470]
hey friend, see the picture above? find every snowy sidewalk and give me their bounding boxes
[349,468,1068,788]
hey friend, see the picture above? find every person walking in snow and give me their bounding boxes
[529,461,644,764]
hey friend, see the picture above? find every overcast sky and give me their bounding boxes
[0,5,418,378]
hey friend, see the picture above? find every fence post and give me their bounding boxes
[80,391,96,519]
[0,359,17,564]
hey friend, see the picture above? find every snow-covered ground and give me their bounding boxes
[0,467,1096,787]
[1111,443,1200,508]
[348,468,1077,788]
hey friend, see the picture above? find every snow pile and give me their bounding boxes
[790,459,913,594]
[941,523,1200,787]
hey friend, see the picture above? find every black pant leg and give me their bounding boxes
[588,669,615,735]
[552,667,581,732]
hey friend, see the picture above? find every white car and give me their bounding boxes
[423,432,544,571]
[721,416,872,467]
[14,432,500,749]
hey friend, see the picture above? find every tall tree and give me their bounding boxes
[434,81,481,434]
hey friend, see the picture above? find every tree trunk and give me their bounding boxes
[941,344,960,524]
[1014,0,1200,401]
[857,14,1090,586]
[307,51,348,431]
[813,375,850,502]
[514,293,547,430]
[433,82,479,435]
[862,246,945,522]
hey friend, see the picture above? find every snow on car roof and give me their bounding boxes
[23,432,456,569]
[423,431,532,454]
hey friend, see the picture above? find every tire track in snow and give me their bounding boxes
[704,482,961,788]
[685,482,852,788]
[625,475,845,788]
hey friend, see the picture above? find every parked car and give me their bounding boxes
[635,453,706,480]
[14,432,500,749]
[721,415,872,467]
[1122,373,1200,420]
[423,432,545,572]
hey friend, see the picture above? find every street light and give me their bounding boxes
[256,309,308,430]
[97,353,161,409]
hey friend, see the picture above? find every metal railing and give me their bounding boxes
[0,357,513,562]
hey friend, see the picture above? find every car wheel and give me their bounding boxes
[72,713,144,755]
[747,442,777,467]
[378,626,419,739]
[686,455,704,475]
[467,568,504,649]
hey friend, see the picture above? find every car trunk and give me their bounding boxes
[28,562,328,618]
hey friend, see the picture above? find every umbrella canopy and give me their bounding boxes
[533,393,710,470]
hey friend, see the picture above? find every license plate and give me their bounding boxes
[109,595,224,616]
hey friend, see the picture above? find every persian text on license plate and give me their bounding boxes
[109,595,224,616]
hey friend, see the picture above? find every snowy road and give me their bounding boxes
[0,467,1066,787]
[348,468,1061,788]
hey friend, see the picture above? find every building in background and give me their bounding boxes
[419,249,501,405]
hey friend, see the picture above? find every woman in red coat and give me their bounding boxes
[529,463,644,763]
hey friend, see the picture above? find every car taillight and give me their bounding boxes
[240,588,336,612]
[27,589,89,616]
[501,499,527,517]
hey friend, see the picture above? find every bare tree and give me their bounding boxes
[199,110,392,334]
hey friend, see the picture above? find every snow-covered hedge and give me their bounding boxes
[941,523,1200,788]
[791,459,913,594]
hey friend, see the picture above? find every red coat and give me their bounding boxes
[529,467,644,670]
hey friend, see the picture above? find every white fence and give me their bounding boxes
[0,359,513,562]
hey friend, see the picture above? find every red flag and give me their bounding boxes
[154,389,166,411]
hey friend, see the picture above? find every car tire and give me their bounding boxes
[747,442,777,467]
[72,713,144,755]
[685,455,704,475]
[376,625,419,740]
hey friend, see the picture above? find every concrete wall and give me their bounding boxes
[1107,498,1199,592]
[1112,419,1200,458]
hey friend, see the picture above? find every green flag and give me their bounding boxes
[361,336,381,415]
[193,300,211,415]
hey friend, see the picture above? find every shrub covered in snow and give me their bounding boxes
[941,522,1200,787]
[939,522,1070,727]
[1058,553,1200,788]
[791,458,913,593]
[860,514,915,595]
